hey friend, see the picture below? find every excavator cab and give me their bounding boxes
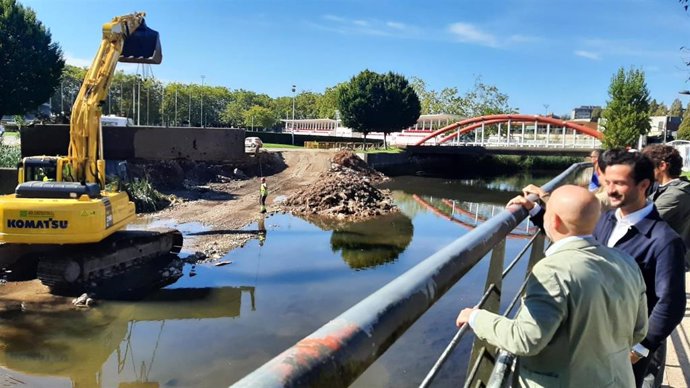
[119,19,162,64]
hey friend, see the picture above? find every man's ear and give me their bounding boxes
[552,214,563,232]
[658,161,668,173]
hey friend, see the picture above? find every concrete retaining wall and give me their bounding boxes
[361,152,411,169]
[0,168,17,194]
[21,125,245,162]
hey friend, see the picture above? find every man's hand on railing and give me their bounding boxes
[455,307,477,328]
[506,195,535,210]
[506,184,550,210]
[522,184,548,200]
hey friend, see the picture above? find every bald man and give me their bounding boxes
[456,185,648,387]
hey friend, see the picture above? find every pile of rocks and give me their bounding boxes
[285,151,396,220]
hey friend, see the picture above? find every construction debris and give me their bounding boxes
[284,150,396,220]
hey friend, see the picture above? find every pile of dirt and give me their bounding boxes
[331,150,386,181]
[284,151,396,220]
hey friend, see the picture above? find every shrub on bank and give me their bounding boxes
[108,178,171,213]
[0,144,21,168]
[495,155,582,171]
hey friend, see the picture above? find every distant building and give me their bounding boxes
[649,115,681,139]
[571,105,601,121]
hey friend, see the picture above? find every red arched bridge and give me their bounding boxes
[410,114,602,153]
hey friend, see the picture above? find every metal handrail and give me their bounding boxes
[232,162,591,388]
[420,232,542,387]
[419,284,498,388]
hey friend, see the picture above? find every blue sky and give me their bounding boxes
[18,0,690,116]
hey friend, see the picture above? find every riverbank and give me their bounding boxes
[141,149,337,259]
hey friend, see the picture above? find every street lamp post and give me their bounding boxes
[200,75,205,127]
[291,84,296,145]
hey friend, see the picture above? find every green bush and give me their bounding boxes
[0,144,21,168]
[109,177,171,213]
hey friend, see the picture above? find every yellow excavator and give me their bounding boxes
[0,12,182,291]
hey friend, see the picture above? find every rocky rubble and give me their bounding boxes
[284,150,396,220]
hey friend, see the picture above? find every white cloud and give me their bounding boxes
[64,52,146,75]
[447,23,498,48]
[386,21,406,30]
[323,14,347,23]
[574,50,601,60]
[508,34,541,44]
[64,53,91,67]
[313,15,419,38]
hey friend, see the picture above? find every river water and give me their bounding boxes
[0,173,553,388]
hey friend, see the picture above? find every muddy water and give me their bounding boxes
[0,173,551,388]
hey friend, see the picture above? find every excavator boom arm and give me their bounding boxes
[68,12,161,187]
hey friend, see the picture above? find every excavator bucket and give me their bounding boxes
[120,19,162,64]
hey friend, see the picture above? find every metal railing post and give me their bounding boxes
[465,239,506,386]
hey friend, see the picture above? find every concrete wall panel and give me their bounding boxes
[0,168,18,194]
[133,127,244,161]
[21,125,245,162]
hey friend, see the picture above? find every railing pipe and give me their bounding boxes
[232,162,591,388]
[486,350,516,388]
[419,284,497,388]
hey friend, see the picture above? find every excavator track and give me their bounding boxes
[36,228,183,292]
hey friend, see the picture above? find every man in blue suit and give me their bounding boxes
[513,149,686,388]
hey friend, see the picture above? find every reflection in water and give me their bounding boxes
[258,216,267,247]
[86,254,183,300]
[0,285,255,388]
[411,195,537,238]
[330,213,414,270]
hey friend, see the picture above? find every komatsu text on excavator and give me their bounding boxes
[0,13,182,291]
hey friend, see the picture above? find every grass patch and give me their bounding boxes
[262,143,302,149]
[2,132,19,138]
[0,144,21,168]
[364,147,404,154]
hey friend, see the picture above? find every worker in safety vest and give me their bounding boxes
[259,177,268,213]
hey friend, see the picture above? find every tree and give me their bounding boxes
[601,68,650,148]
[677,102,690,140]
[338,70,421,147]
[316,85,343,119]
[0,0,64,119]
[243,105,278,130]
[410,76,514,118]
[669,98,684,117]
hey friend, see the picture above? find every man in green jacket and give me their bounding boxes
[643,144,690,268]
[456,185,648,387]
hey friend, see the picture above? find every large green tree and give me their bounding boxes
[0,0,64,118]
[317,84,344,119]
[243,105,278,130]
[677,102,690,140]
[669,98,684,117]
[601,68,650,148]
[338,70,421,147]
